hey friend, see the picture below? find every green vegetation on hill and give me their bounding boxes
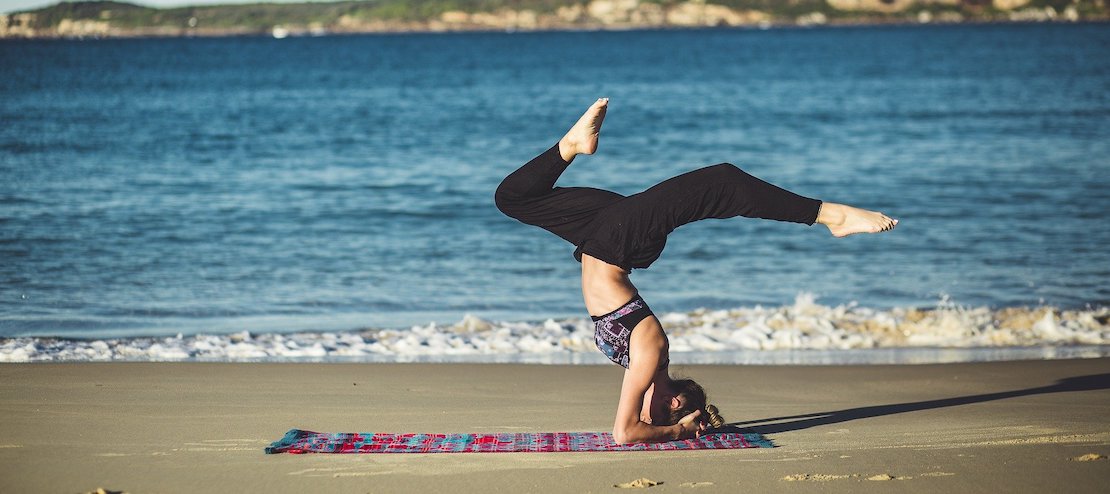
[4,0,1106,37]
[20,0,581,26]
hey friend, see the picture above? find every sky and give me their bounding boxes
[2,0,322,14]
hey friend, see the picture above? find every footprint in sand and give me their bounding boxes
[614,478,661,488]
[784,473,918,482]
[867,474,914,481]
[781,474,857,482]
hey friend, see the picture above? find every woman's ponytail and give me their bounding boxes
[704,404,725,429]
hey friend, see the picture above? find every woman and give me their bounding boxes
[495,98,897,444]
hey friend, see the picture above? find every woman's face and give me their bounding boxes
[669,393,687,412]
[648,390,686,425]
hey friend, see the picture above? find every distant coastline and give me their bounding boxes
[2,0,1107,39]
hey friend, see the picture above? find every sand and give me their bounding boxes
[0,358,1107,493]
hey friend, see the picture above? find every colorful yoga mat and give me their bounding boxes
[265,429,774,454]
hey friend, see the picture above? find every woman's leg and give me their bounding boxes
[496,98,607,200]
[612,163,822,236]
[495,99,623,245]
[815,202,898,237]
[618,163,895,238]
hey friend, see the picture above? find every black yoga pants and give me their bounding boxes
[495,143,822,270]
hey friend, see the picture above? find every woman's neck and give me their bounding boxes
[642,372,675,424]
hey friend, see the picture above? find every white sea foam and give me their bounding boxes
[2,295,1107,364]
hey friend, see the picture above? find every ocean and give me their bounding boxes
[1,23,1108,362]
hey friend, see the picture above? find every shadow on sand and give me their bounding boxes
[712,373,1109,435]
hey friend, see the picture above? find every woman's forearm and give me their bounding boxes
[613,421,683,445]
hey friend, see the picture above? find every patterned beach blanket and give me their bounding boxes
[265,429,773,454]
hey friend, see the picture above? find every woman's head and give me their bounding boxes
[667,378,725,429]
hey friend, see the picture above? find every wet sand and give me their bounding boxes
[0,358,1107,493]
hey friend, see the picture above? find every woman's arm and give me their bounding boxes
[611,318,704,444]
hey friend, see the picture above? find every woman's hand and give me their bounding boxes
[675,409,707,439]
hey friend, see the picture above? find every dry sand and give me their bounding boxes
[0,358,1107,493]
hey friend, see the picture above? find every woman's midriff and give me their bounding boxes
[581,253,639,317]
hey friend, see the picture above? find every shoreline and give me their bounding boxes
[4,301,1106,363]
[3,18,1109,41]
[1,358,1107,492]
[3,344,1109,365]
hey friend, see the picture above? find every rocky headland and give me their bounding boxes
[1,0,1106,39]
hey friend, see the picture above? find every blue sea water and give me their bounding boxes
[1,23,1109,340]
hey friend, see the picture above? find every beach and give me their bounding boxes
[1,358,1107,493]
[3,20,1109,494]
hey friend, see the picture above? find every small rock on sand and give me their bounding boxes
[614,478,661,488]
[1070,453,1106,461]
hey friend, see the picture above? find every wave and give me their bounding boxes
[1,295,1106,363]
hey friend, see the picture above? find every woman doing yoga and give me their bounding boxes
[495,98,897,444]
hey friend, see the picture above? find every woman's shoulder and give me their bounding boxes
[628,316,669,365]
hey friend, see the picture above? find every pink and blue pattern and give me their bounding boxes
[265,429,773,454]
[593,297,648,368]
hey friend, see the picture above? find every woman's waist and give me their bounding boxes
[581,260,639,317]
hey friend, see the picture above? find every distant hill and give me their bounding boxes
[2,0,1104,38]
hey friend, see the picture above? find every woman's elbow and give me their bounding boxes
[612,427,634,445]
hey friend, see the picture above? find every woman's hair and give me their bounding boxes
[668,378,725,429]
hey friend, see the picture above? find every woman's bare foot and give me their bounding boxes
[817,202,898,237]
[559,98,608,162]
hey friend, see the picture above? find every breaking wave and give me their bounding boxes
[2,295,1107,364]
